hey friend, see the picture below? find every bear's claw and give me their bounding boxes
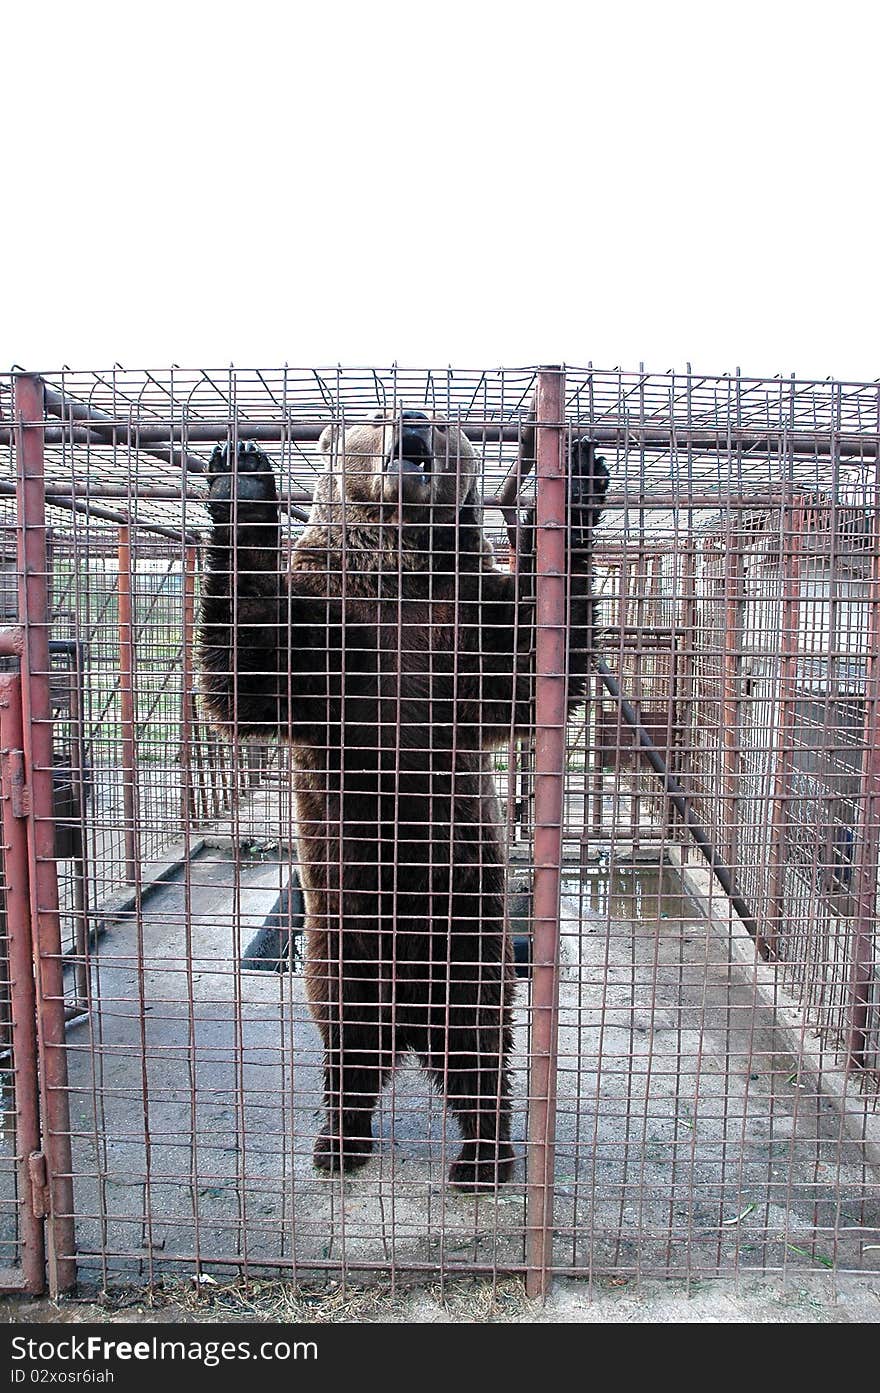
[205,440,279,526]
[313,1131,374,1174]
[568,437,609,552]
[515,435,607,570]
[448,1141,515,1193]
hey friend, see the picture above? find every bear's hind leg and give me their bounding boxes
[443,1045,515,1193]
[314,1010,392,1175]
[418,999,514,1193]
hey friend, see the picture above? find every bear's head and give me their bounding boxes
[313,410,479,524]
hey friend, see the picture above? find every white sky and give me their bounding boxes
[2,0,878,382]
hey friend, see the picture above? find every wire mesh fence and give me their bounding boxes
[0,365,877,1296]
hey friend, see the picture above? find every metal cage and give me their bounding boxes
[0,365,877,1298]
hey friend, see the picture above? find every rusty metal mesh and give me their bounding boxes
[0,366,877,1294]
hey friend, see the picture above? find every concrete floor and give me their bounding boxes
[2,850,879,1287]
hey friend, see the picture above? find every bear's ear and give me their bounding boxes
[318,423,341,456]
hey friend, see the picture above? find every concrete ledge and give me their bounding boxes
[94,836,206,924]
[668,845,880,1174]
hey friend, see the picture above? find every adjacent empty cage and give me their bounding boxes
[0,366,878,1298]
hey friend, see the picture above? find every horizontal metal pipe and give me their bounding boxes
[6,384,311,523]
[0,479,314,513]
[0,479,828,514]
[0,427,95,447]
[4,414,876,458]
[40,385,209,476]
[0,478,200,544]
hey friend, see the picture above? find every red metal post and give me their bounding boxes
[117,526,137,882]
[0,672,47,1295]
[14,373,77,1294]
[526,368,566,1300]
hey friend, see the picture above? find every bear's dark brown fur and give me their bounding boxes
[199,413,607,1190]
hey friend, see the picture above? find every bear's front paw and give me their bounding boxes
[205,440,279,528]
[448,1140,515,1193]
[313,1129,374,1175]
[568,437,609,554]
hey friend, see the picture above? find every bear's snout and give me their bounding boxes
[382,416,434,504]
[384,419,433,474]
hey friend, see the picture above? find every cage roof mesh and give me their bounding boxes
[1,366,878,541]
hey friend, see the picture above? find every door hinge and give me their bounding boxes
[28,1151,49,1218]
[2,749,30,818]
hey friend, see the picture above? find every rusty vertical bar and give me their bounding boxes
[14,373,76,1294]
[181,543,197,825]
[678,541,697,853]
[0,673,47,1295]
[68,642,89,1012]
[590,670,605,840]
[848,494,880,1068]
[526,367,566,1300]
[117,526,137,882]
[720,534,744,869]
[767,502,803,958]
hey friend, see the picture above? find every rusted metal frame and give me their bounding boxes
[66,640,90,1013]
[14,395,880,455]
[526,369,567,1299]
[720,530,745,870]
[589,561,618,842]
[35,389,307,525]
[629,561,646,842]
[615,556,635,841]
[3,476,853,518]
[0,421,216,481]
[68,1246,530,1277]
[0,478,201,545]
[180,545,198,824]
[767,502,805,960]
[112,557,190,802]
[815,464,843,922]
[0,627,25,657]
[848,489,880,1069]
[13,373,77,1295]
[504,491,524,844]
[1,482,852,512]
[593,656,763,947]
[203,731,223,821]
[678,542,698,809]
[589,665,605,841]
[654,636,679,844]
[39,385,208,478]
[659,557,685,848]
[0,672,48,1294]
[116,527,138,883]
[630,527,656,848]
[505,473,537,847]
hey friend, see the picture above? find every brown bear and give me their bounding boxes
[199,412,607,1190]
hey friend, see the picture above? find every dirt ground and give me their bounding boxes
[2,853,879,1305]
[2,1272,879,1324]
